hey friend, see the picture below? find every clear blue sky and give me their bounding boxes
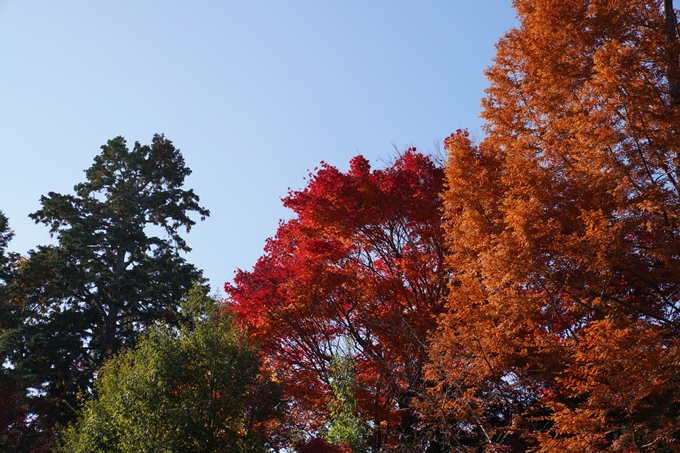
[0,1,517,294]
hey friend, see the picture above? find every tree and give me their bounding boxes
[226,150,448,451]
[325,347,371,453]
[62,285,283,453]
[0,212,50,452]
[424,0,680,451]
[0,211,12,275]
[0,210,14,343]
[0,211,15,325]
[6,135,210,440]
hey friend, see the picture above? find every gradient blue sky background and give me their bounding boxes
[0,1,517,294]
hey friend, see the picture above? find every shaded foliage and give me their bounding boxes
[325,347,371,453]
[0,212,51,452]
[4,135,209,445]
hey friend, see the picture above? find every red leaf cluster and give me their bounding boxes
[226,150,447,448]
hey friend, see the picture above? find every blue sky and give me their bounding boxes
[0,1,517,293]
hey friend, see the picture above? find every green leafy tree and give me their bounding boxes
[325,348,370,453]
[62,285,282,453]
[6,135,210,439]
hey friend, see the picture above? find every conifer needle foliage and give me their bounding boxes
[5,135,209,447]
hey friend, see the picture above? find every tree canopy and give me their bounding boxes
[226,150,448,450]
[4,135,209,447]
[62,285,282,453]
[6,2,680,452]
[0,212,46,452]
[420,0,680,451]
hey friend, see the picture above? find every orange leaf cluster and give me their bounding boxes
[421,0,680,451]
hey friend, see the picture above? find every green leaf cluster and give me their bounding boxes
[325,349,371,453]
[62,285,282,453]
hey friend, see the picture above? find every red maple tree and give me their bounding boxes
[226,150,448,450]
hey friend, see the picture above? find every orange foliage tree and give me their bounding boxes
[226,150,448,450]
[422,0,680,452]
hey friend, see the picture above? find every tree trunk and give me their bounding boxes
[664,0,680,106]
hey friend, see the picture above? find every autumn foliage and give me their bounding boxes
[6,1,680,452]
[226,150,448,449]
[227,0,680,451]
[421,0,680,452]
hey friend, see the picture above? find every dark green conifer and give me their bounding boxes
[7,135,209,439]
